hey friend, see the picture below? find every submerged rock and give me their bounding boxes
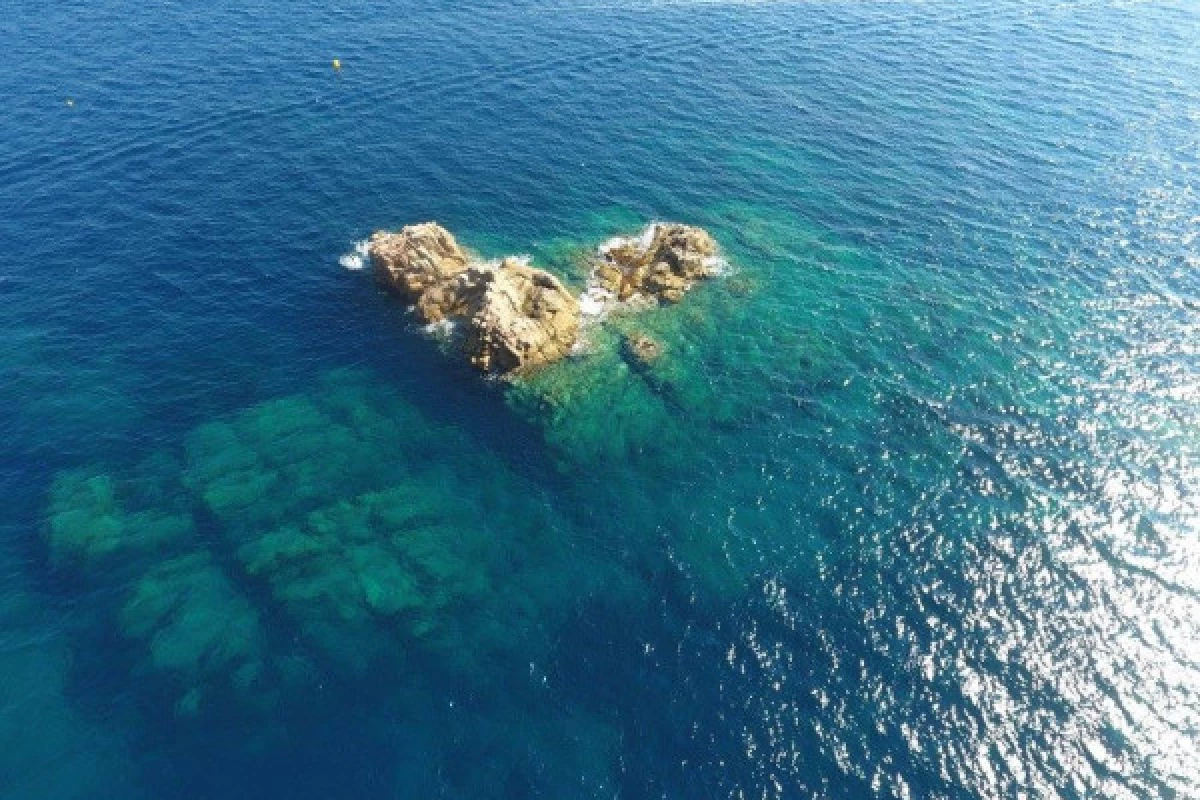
[370,222,470,300]
[596,223,720,304]
[622,332,663,365]
[119,550,270,717]
[46,466,194,565]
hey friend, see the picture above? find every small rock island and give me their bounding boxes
[591,223,721,304]
[369,221,720,376]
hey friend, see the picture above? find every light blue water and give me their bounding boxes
[2,1,1199,797]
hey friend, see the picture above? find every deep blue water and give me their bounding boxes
[3,1,1199,797]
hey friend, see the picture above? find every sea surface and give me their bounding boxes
[2,1,1199,797]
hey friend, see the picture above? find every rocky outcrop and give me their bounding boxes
[464,259,580,374]
[371,223,580,375]
[368,221,720,377]
[592,223,721,304]
[370,222,470,300]
[418,257,580,373]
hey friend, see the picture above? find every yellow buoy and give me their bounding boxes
[332,59,341,71]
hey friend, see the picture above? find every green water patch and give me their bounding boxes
[496,200,1066,603]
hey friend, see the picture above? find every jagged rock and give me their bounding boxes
[597,223,720,304]
[368,221,720,376]
[371,234,580,374]
[369,222,470,300]
[465,259,580,374]
[414,267,488,324]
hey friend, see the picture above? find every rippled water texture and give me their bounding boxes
[2,1,1198,798]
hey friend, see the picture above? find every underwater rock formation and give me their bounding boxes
[370,222,470,300]
[43,460,285,717]
[622,332,663,365]
[168,372,612,679]
[592,223,721,304]
[119,550,271,717]
[39,369,659,745]
[46,470,193,564]
[235,481,508,675]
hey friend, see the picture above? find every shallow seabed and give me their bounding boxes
[2,1,1199,798]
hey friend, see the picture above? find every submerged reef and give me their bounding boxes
[46,469,193,565]
[42,370,637,723]
[119,550,272,717]
[235,480,508,676]
[368,221,721,376]
[46,454,282,717]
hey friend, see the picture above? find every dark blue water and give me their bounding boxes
[2,1,1199,797]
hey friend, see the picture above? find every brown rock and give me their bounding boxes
[369,222,470,300]
[367,221,722,378]
[597,223,719,304]
[594,263,624,294]
[465,259,580,374]
[414,268,489,324]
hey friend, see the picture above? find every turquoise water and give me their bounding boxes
[3,0,1199,797]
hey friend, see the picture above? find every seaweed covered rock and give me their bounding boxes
[119,550,271,716]
[182,396,361,529]
[622,332,662,365]
[176,373,598,677]
[42,370,650,730]
[236,482,498,674]
[46,466,194,565]
[594,223,721,304]
[181,381,432,530]
[370,222,470,300]
[43,461,295,718]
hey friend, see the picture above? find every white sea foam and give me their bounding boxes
[598,235,631,255]
[702,255,730,275]
[598,224,660,257]
[423,318,459,338]
[339,239,370,271]
[473,253,533,270]
[638,223,659,250]
[579,287,615,317]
